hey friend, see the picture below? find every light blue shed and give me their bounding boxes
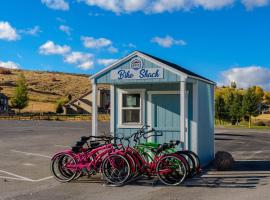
[90,51,215,165]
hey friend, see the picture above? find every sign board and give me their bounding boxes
[111,58,163,80]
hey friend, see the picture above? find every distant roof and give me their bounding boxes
[137,51,215,84]
[91,51,215,85]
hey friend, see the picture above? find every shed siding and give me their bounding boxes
[113,83,194,146]
[96,56,181,84]
[197,80,215,165]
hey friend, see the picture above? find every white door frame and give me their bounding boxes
[147,91,180,142]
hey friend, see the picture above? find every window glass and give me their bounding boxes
[122,109,140,123]
[122,94,140,107]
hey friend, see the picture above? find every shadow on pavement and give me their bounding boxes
[71,161,270,189]
[184,160,270,189]
[215,133,253,138]
[214,132,254,141]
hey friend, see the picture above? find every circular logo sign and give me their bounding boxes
[130,58,143,71]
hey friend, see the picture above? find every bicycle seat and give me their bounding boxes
[169,140,180,147]
[151,143,170,154]
[90,142,100,147]
[71,146,82,153]
[80,136,90,142]
[75,141,85,147]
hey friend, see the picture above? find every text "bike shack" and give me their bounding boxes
[111,58,164,80]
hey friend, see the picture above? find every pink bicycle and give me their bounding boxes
[51,136,131,184]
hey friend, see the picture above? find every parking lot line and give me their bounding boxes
[0,169,53,182]
[0,169,32,181]
[10,149,51,158]
[0,176,25,181]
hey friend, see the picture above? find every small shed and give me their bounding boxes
[90,51,215,165]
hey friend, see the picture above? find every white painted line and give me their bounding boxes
[23,163,35,166]
[34,176,53,182]
[0,170,32,181]
[0,169,53,182]
[0,176,25,181]
[10,150,51,158]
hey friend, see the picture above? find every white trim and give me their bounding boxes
[180,80,187,148]
[147,90,180,142]
[185,89,189,150]
[147,93,152,142]
[90,51,215,85]
[191,81,199,154]
[117,88,145,129]
[136,52,187,79]
[110,85,115,136]
[92,83,98,136]
[90,51,138,80]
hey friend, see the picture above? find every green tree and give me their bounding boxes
[231,81,237,89]
[56,100,64,114]
[215,93,226,125]
[11,74,29,113]
[242,87,260,128]
[229,92,243,125]
[223,88,234,122]
[67,94,72,101]
[263,91,270,104]
[252,86,264,101]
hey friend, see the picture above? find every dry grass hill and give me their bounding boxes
[0,67,100,113]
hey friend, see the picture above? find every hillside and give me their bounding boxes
[0,68,102,112]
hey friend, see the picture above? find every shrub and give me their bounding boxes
[0,68,12,74]
[263,121,270,127]
[253,120,266,126]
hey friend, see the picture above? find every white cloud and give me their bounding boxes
[59,25,72,36]
[193,0,234,10]
[0,21,20,41]
[151,35,186,48]
[241,0,269,10]
[80,0,237,13]
[41,0,69,11]
[127,43,136,48]
[219,66,270,90]
[107,46,118,53]
[97,58,117,66]
[39,40,71,55]
[81,36,112,48]
[64,51,94,70]
[0,60,20,69]
[19,26,41,36]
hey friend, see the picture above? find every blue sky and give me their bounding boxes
[0,0,270,89]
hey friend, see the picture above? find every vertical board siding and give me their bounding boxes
[151,94,180,144]
[113,83,188,146]
[96,56,181,84]
[197,81,215,165]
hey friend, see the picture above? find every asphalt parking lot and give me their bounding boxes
[0,120,270,200]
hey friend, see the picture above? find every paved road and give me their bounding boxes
[0,121,269,200]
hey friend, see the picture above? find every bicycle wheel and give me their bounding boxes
[156,155,187,186]
[177,152,195,177]
[180,151,201,174]
[101,154,131,185]
[50,153,78,182]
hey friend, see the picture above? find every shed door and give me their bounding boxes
[151,93,180,144]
